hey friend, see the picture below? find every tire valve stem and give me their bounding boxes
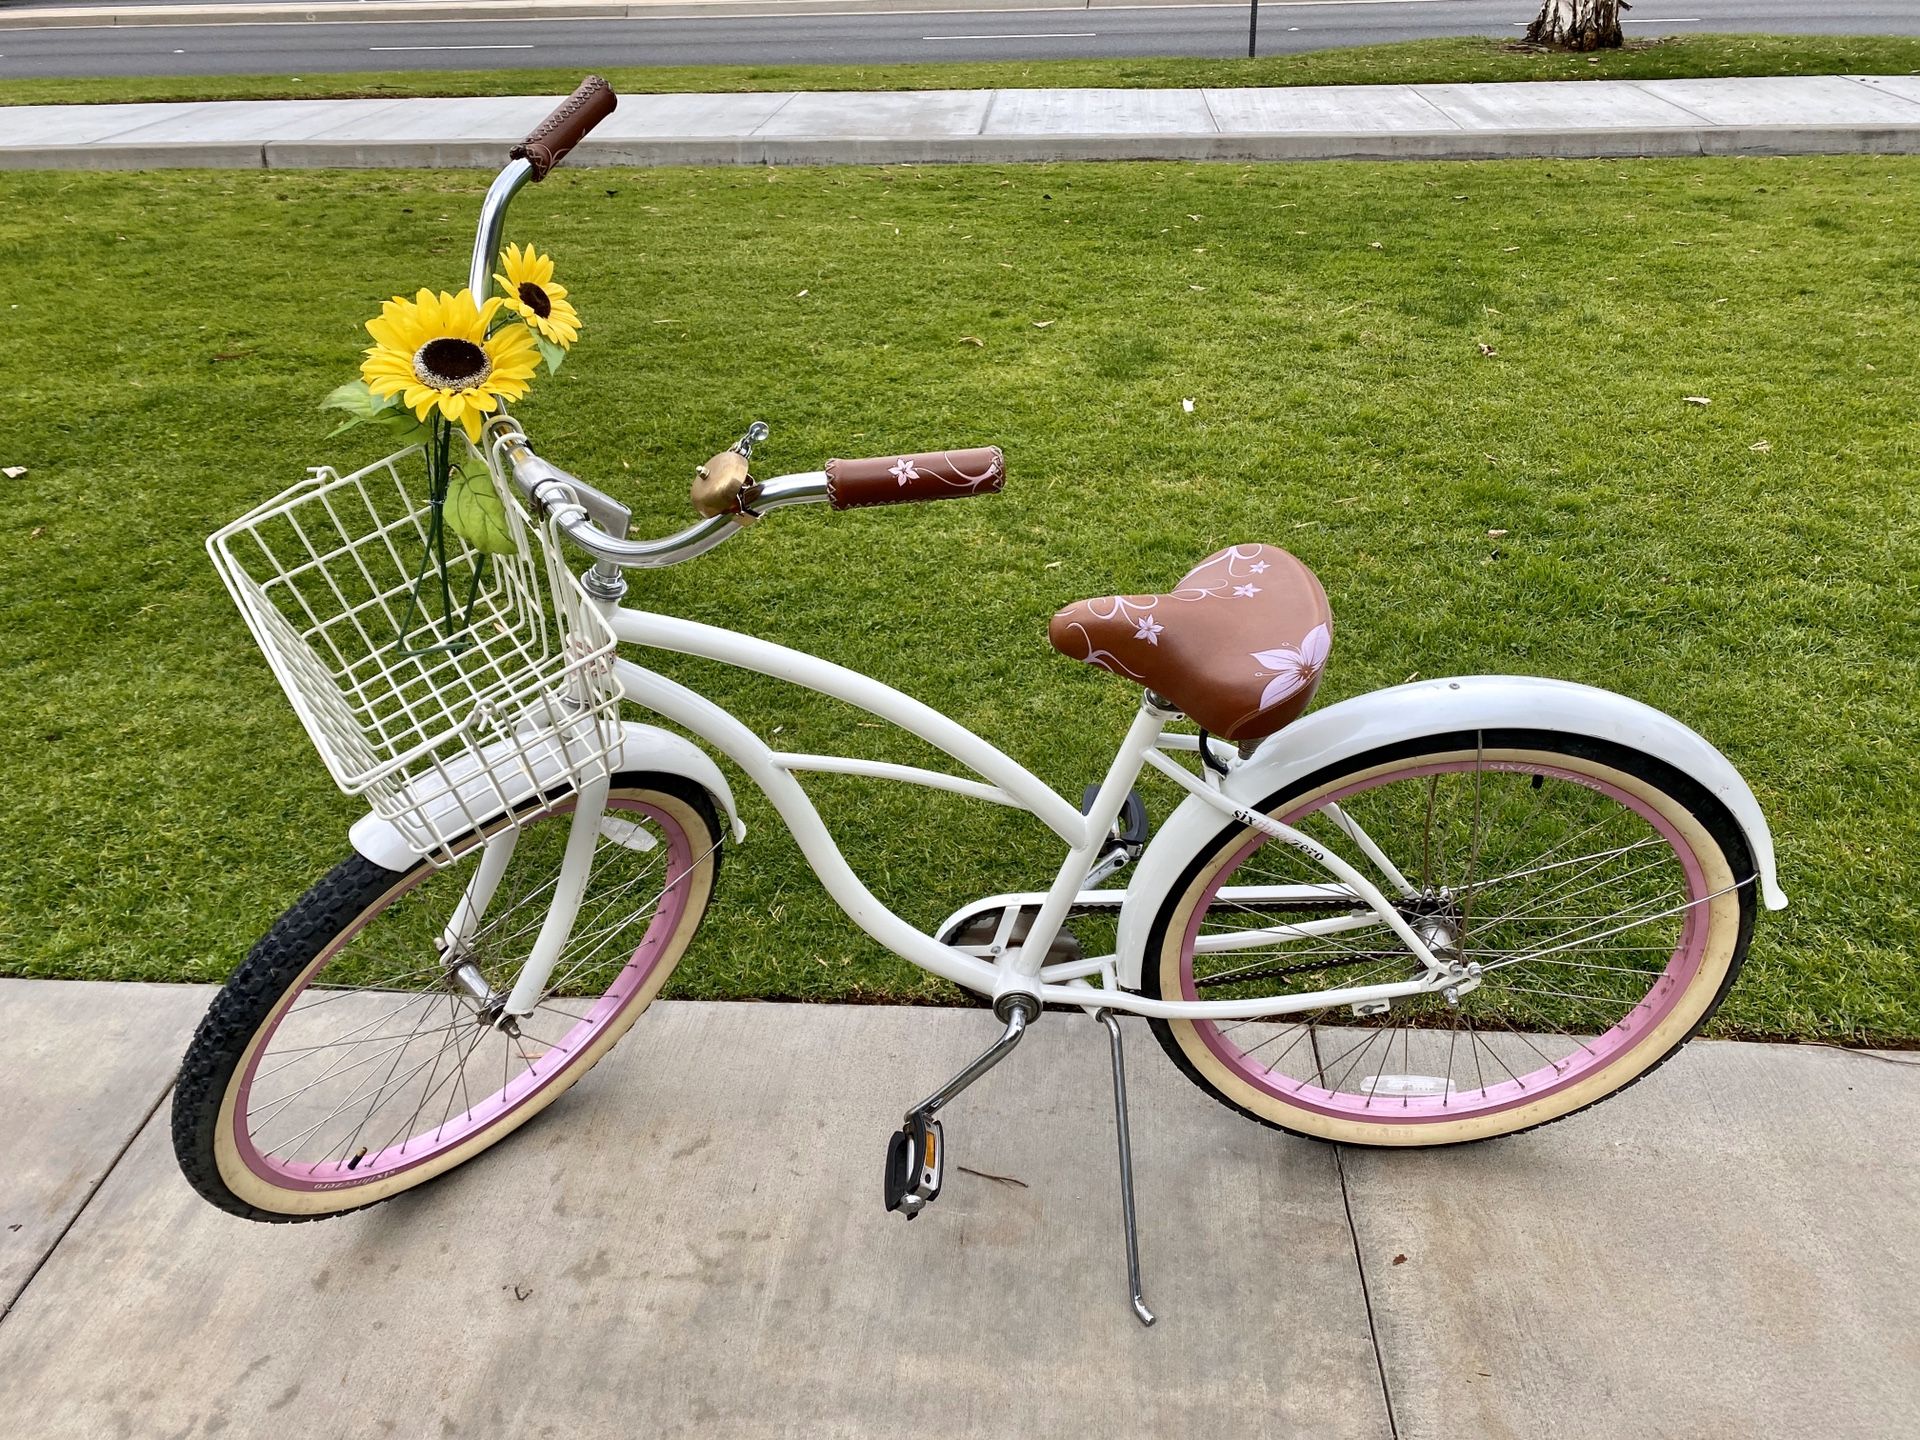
[347,1147,369,1171]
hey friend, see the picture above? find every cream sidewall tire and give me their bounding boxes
[209,789,716,1216]
[1152,746,1744,1147]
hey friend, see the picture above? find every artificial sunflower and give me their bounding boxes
[361,287,540,442]
[494,243,582,349]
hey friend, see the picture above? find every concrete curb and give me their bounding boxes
[5,124,1920,172]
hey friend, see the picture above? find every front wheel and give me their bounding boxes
[1144,731,1757,1147]
[173,772,723,1220]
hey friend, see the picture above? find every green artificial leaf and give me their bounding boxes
[322,379,413,438]
[321,378,400,420]
[535,335,567,375]
[381,412,432,446]
[327,408,430,442]
[442,463,516,556]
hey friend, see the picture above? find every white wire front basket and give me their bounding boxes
[208,440,622,864]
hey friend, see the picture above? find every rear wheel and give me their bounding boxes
[173,773,722,1219]
[1144,732,1756,1146]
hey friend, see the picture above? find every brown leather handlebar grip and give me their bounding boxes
[823,447,1005,510]
[512,75,617,181]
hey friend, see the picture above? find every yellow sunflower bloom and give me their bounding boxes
[360,288,540,442]
[494,243,582,349]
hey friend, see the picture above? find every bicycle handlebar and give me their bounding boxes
[457,83,1010,577]
[467,76,616,297]
[491,424,1010,574]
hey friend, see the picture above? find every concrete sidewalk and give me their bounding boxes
[7,75,1920,170]
[1,977,1916,1437]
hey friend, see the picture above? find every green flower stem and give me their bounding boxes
[394,415,490,656]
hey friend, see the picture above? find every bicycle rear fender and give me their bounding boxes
[348,720,745,871]
[1113,675,1786,992]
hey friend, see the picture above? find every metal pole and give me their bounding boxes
[1248,0,1258,59]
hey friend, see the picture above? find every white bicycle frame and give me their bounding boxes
[466,592,1461,1024]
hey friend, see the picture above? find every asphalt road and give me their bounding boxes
[1,0,1917,79]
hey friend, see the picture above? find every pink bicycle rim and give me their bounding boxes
[232,798,694,1190]
[1181,759,1710,1124]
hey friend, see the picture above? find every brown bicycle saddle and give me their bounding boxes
[1048,544,1332,744]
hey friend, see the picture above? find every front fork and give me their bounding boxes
[438,771,613,1022]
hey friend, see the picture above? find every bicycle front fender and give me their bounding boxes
[1112,675,1786,991]
[348,720,746,871]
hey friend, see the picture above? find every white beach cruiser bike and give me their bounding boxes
[175,79,1786,1324]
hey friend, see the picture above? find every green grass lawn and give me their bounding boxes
[4,34,1920,107]
[1,155,1916,1043]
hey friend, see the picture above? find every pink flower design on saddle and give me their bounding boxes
[1232,584,1261,598]
[1251,623,1330,711]
[888,458,920,486]
[1134,614,1165,645]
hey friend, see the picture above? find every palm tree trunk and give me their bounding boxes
[1525,0,1628,50]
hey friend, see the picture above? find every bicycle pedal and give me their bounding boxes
[882,1112,944,1219]
[1082,784,1150,849]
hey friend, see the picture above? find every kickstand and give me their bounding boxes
[1096,1010,1155,1327]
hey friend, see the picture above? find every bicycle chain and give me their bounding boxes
[1191,951,1409,990]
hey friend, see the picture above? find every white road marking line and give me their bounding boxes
[923,30,1097,39]
[368,42,535,48]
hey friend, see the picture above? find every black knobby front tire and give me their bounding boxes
[173,854,412,1223]
[172,773,723,1221]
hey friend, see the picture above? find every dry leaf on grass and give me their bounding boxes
[1684,396,1712,406]
[1,466,26,479]
[1478,343,1499,358]
[1750,439,1773,453]
[1181,398,1195,413]
[959,336,984,347]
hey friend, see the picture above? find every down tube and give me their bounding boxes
[608,657,1004,997]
